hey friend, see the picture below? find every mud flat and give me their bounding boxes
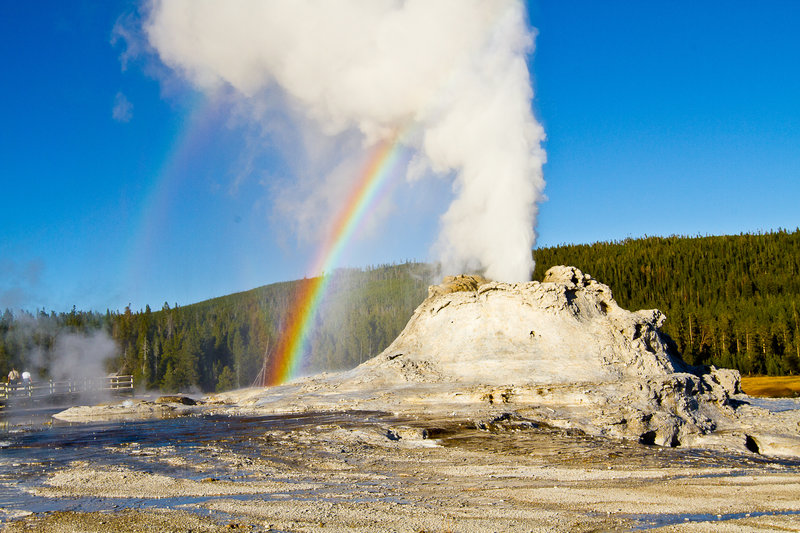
[3,411,800,532]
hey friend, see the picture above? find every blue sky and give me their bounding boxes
[2,1,799,313]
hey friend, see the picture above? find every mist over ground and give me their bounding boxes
[1,311,117,384]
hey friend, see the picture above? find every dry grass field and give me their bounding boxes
[741,375,800,397]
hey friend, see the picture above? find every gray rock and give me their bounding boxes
[340,266,798,454]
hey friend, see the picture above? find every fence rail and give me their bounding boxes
[0,375,134,404]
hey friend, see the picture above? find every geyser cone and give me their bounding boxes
[362,267,690,385]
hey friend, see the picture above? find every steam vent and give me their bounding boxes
[248,266,800,457]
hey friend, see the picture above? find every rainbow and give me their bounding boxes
[263,134,405,385]
[126,97,218,299]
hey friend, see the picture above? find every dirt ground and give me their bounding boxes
[4,413,800,532]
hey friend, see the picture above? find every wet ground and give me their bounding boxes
[1,411,396,518]
[2,408,800,531]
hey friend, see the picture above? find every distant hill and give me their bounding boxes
[109,262,435,392]
[2,230,799,392]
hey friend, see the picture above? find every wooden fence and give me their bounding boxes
[0,375,134,405]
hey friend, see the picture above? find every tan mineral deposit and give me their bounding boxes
[6,267,800,532]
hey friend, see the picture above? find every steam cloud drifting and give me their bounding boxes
[49,331,117,382]
[144,0,545,281]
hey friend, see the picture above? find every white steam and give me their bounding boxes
[144,0,545,281]
[49,331,117,382]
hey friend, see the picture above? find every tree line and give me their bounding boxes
[0,262,432,392]
[2,230,799,393]
[532,229,800,375]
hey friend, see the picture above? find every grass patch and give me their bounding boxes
[740,375,800,398]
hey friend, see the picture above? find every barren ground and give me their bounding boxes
[3,409,800,532]
[741,376,800,398]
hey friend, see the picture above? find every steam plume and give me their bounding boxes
[144,0,545,281]
[49,331,117,383]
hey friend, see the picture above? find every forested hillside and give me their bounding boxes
[0,263,432,393]
[2,231,799,393]
[533,229,800,375]
[107,262,433,392]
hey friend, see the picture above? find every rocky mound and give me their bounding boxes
[366,266,695,384]
[256,266,796,456]
[329,266,753,448]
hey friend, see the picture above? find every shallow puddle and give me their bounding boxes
[436,421,800,471]
[629,509,800,530]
